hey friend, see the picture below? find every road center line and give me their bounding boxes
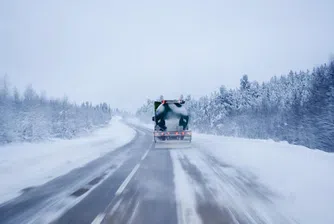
[113,141,152,197]
[115,164,140,196]
[141,149,150,161]
[91,213,105,224]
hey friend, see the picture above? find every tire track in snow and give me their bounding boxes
[175,147,296,224]
[170,150,202,224]
[172,150,239,224]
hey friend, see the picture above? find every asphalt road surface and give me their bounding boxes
[0,124,293,224]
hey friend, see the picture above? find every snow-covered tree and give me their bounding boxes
[136,60,334,152]
[0,80,112,144]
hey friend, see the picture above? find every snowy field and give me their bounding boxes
[0,117,136,204]
[130,118,334,224]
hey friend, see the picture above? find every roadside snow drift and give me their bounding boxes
[193,134,334,224]
[0,117,135,204]
[126,117,152,130]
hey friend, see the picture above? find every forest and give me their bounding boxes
[0,79,112,144]
[137,61,334,152]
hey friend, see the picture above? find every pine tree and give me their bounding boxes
[136,60,334,152]
[0,78,113,144]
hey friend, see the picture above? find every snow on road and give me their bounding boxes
[171,151,202,224]
[0,117,136,204]
[171,148,293,224]
[131,118,334,224]
[193,134,334,224]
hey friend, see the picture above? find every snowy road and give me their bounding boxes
[99,126,293,224]
[0,123,297,224]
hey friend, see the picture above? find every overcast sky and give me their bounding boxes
[1,0,334,111]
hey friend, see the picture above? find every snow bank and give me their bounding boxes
[126,117,152,130]
[193,134,334,224]
[0,116,135,204]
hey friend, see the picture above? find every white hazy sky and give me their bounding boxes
[1,0,334,111]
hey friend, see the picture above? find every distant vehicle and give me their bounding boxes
[152,99,192,144]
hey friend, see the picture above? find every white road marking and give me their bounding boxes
[141,149,150,161]
[127,201,140,224]
[91,213,105,224]
[108,199,122,216]
[141,142,152,161]
[115,164,140,196]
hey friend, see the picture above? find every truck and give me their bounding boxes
[152,99,192,144]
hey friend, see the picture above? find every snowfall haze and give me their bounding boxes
[1,0,334,111]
